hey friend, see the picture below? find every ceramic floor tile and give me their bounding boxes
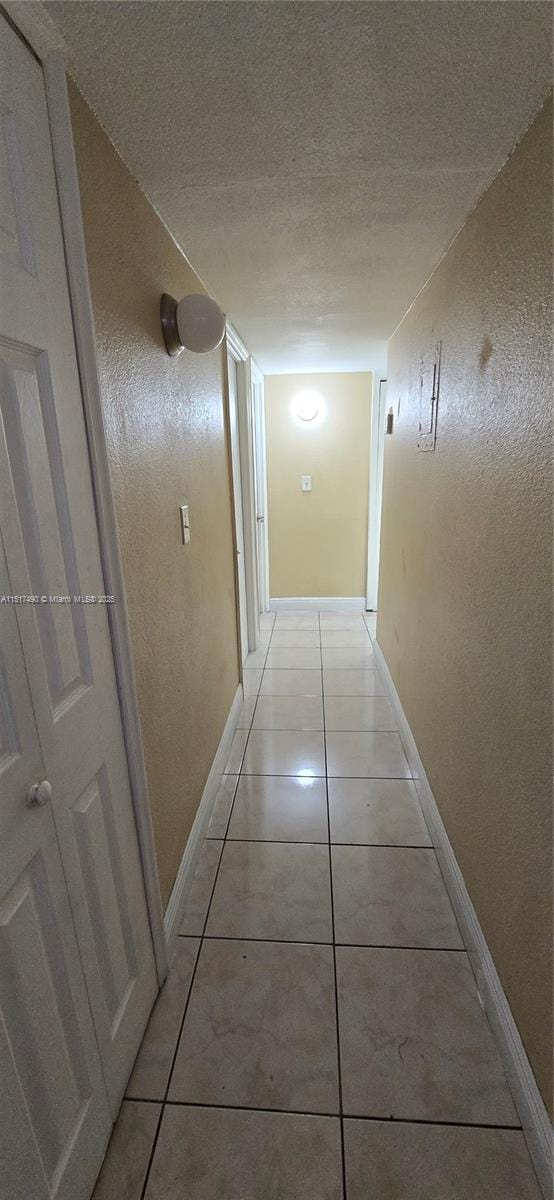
[242,729,326,776]
[274,614,320,630]
[206,775,239,837]
[224,728,250,773]
[319,614,367,630]
[326,731,411,778]
[145,1105,343,1200]
[92,1101,161,1200]
[260,668,322,695]
[275,608,315,616]
[332,845,463,948]
[260,613,276,629]
[270,629,321,647]
[242,668,263,696]
[322,647,376,669]
[336,946,518,1123]
[328,778,431,846]
[235,697,257,728]
[343,1121,541,1200]
[244,646,269,668]
[324,696,397,731]
[320,630,372,647]
[168,939,340,1112]
[253,694,324,730]
[228,775,328,842]
[323,669,385,696]
[206,841,333,942]
[127,939,200,1099]
[265,647,322,669]
[364,612,377,638]
[180,840,223,935]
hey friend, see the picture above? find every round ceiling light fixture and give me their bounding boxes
[161,292,226,356]
[292,390,324,425]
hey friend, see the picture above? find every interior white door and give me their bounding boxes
[0,534,113,1200]
[227,353,249,664]
[0,12,157,1143]
[251,366,269,613]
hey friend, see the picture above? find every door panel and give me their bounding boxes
[0,347,92,710]
[0,831,112,1200]
[1,847,97,1184]
[0,11,157,1127]
[0,536,112,1200]
[72,766,139,1037]
[251,369,268,613]
[0,94,35,274]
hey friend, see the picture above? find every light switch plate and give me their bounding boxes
[301,475,312,492]
[179,504,190,544]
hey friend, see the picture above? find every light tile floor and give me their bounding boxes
[93,609,542,1200]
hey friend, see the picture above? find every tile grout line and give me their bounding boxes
[137,929,203,1200]
[319,610,348,1200]
[139,610,508,1198]
[240,726,398,733]
[205,838,434,849]
[224,772,412,781]
[137,625,271,1199]
[126,1095,522,1131]
[178,932,468,952]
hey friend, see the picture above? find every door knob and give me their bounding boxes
[27,780,52,808]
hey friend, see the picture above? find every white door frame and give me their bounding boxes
[366,376,387,611]
[226,322,260,651]
[251,359,270,613]
[225,348,249,665]
[5,3,168,985]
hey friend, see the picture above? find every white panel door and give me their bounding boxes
[251,367,269,613]
[0,533,113,1200]
[0,12,157,1125]
[227,354,249,664]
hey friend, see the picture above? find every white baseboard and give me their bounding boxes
[270,596,366,611]
[373,640,552,1199]
[163,684,243,955]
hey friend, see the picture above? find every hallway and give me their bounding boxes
[94,609,541,1199]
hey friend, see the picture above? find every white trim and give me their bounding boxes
[373,640,553,1199]
[164,685,243,953]
[240,358,260,650]
[226,323,260,652]
[37,49,168,985]
[251,359,270,613]
[224,345,249,666]
[225,322,249,363]
[366,376,387,610]
[3,1,64,58]
[270,596,366,611]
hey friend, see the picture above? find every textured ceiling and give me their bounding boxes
[45,1,552,374]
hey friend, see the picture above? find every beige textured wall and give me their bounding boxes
[69,84,239,908]
[266,372,371,596]
[378,97,553,1111]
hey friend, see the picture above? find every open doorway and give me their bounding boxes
[226,325,267,663]
[251,360,269,615]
